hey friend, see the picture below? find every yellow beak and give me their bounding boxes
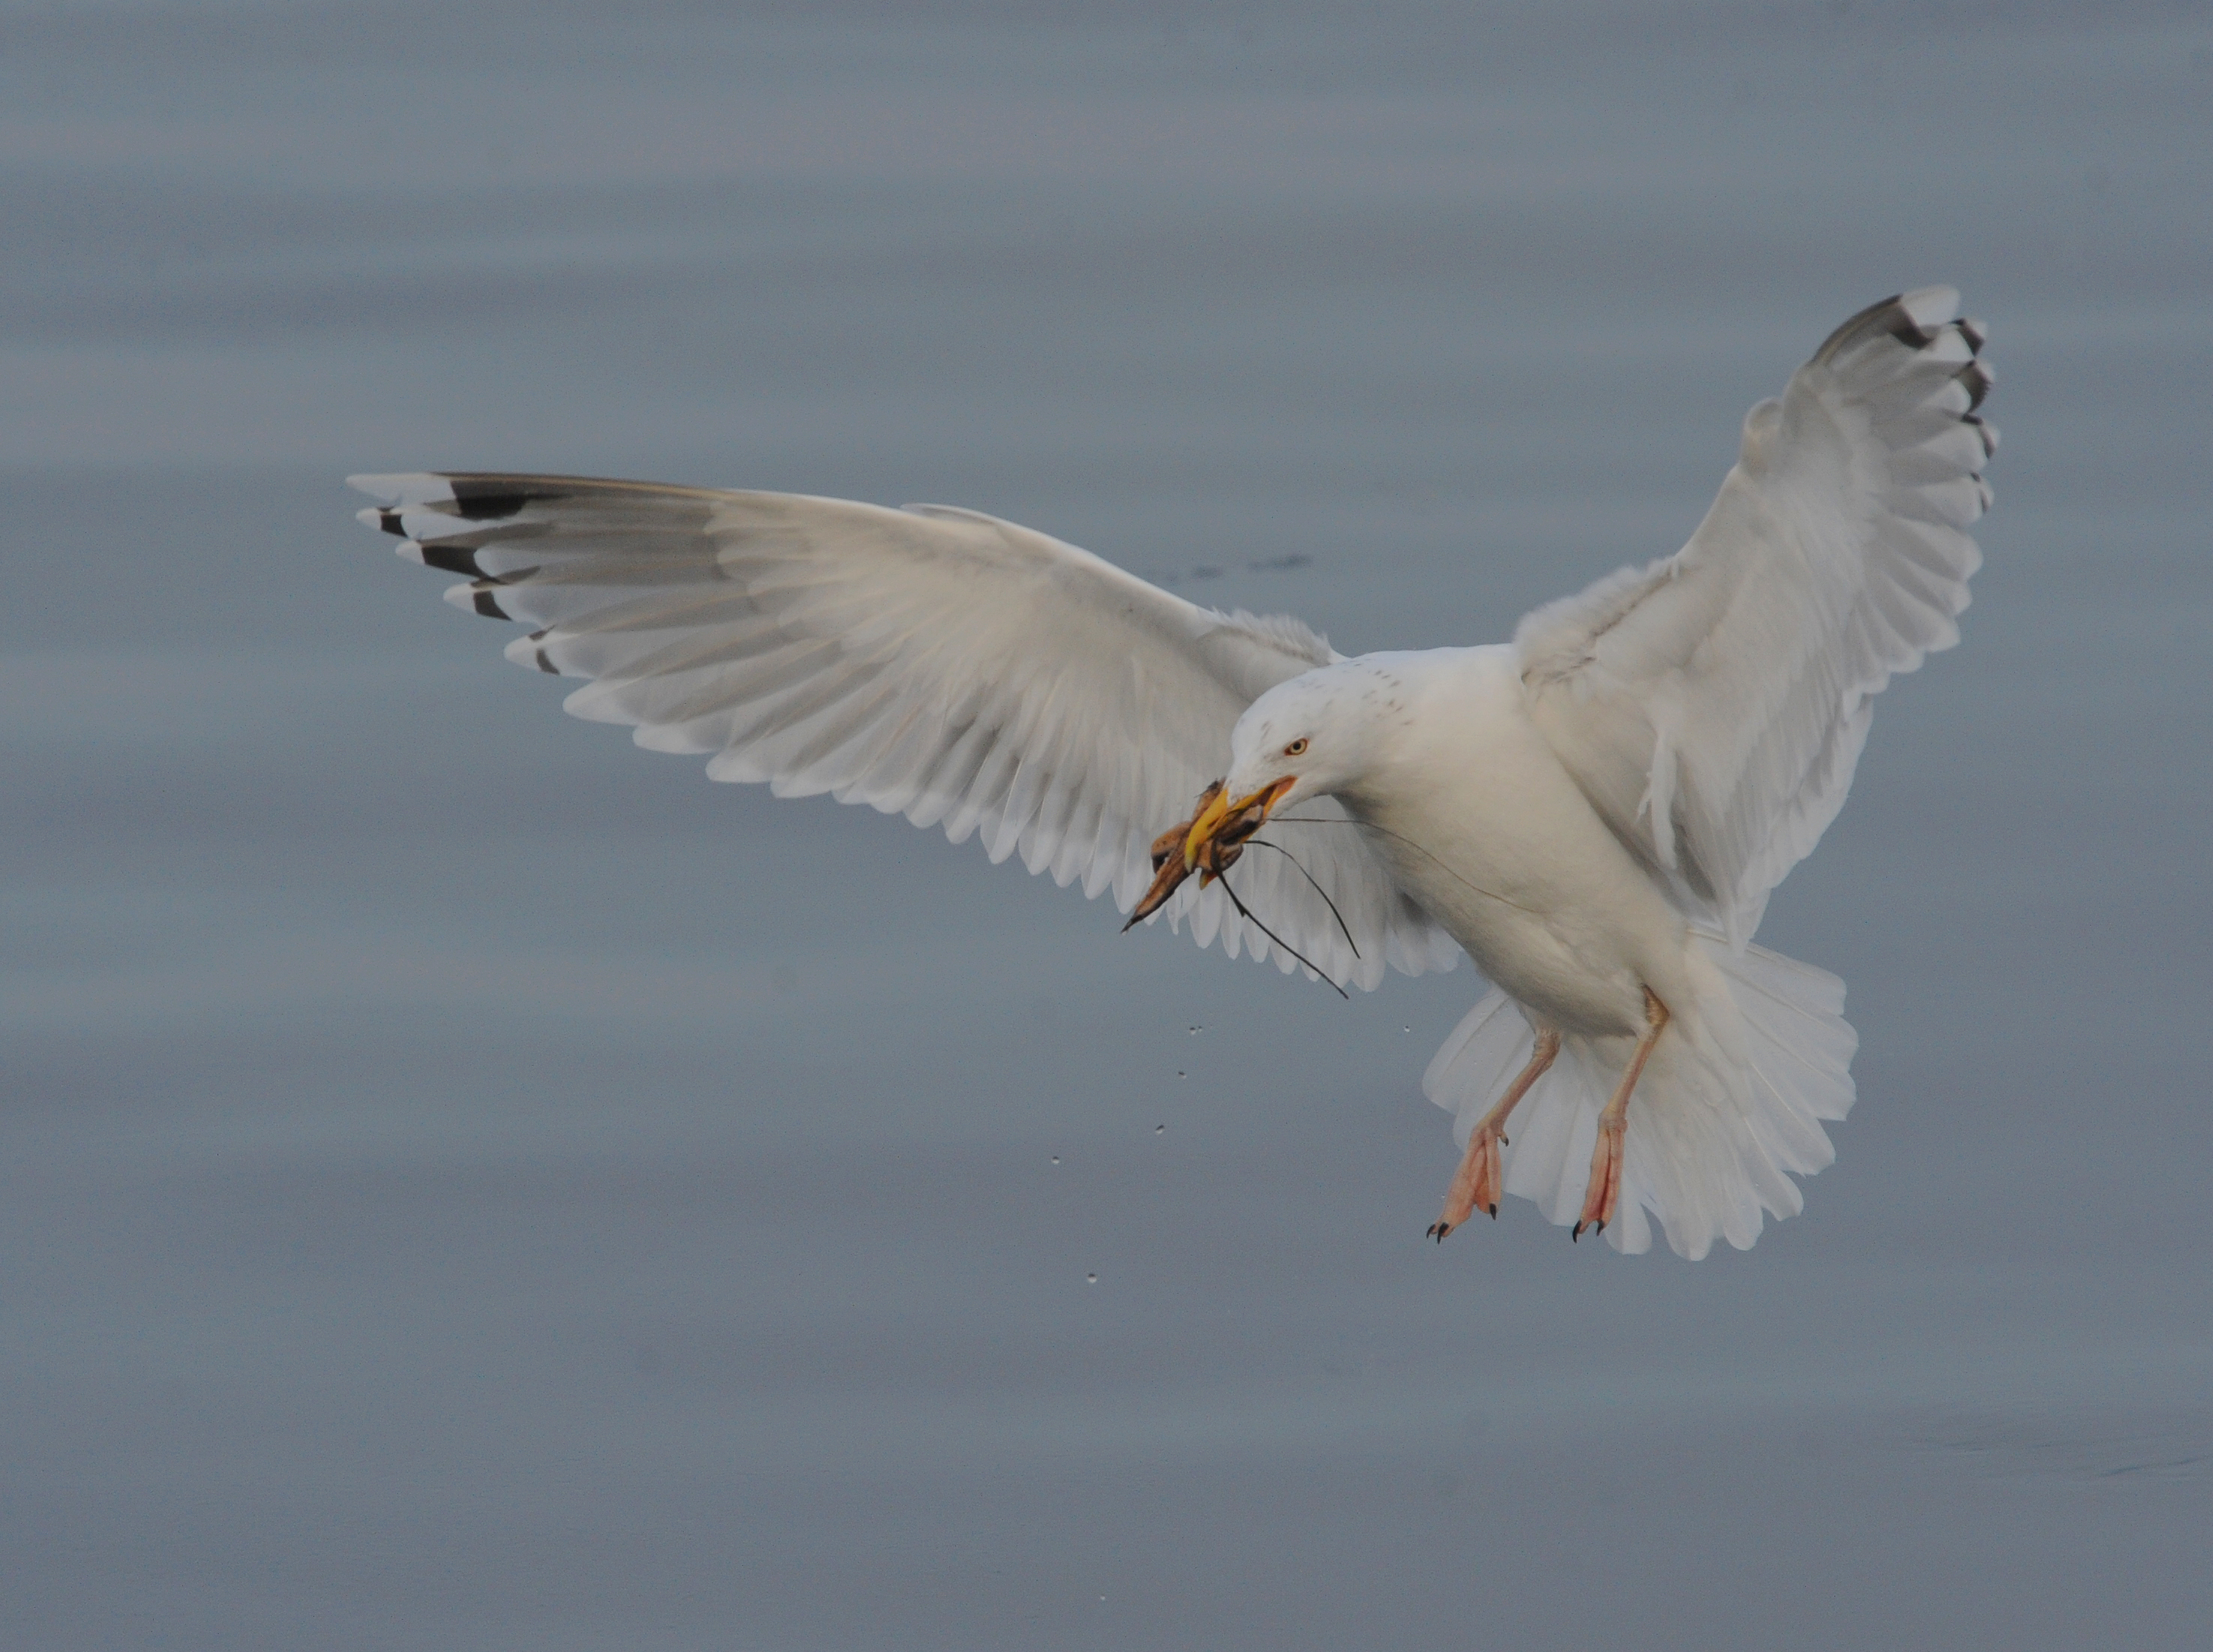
[1183,777,1294,870]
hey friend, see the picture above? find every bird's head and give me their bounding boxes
[1180,668,1370,870]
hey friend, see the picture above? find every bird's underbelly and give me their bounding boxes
[1348,762,1691,1039]
[1398,863,1667,1036]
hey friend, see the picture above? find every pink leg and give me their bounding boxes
[1574,989,1669,1242]
[1430,1028,1562,1241]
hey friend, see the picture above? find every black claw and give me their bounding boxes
[1498,1134,1508,1147]
[1571,1223,1583,1242]
[1595,1220,1606,1236]
[1487,1204,1498,1219]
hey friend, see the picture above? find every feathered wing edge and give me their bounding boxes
[1517,287,1994,948]
[350,471,1459,989]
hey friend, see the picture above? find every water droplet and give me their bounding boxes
[1155,1124,1165,1134]
[1177,1070,1186,1079]
[1050,1156,1060,1165]
[1086,1273,1098,1285]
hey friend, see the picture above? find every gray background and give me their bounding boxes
[4,2,2209,1647]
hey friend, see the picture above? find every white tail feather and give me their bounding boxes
[1423,932,1856,1258]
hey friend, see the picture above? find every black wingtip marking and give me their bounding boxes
[377,508,406,536]
[448,478,549,521]
[419,543,486,578]
[1957,316,1987,352]
[535,648,557,674]
[454,493,533,522]
[1866,292,1935,351]
[1957,361,1992,411]
[472,588,509,620]
[1884,312,1933,349]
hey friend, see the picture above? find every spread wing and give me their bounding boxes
[1514,287,1995,947]
[350,474,1459,989]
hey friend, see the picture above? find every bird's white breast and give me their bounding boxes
[1334,646,1691,1039]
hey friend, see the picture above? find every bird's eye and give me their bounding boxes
[1283,738,1309,757]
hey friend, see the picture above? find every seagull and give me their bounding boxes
[353,286,1993,1258]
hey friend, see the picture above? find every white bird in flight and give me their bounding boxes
[354,286,1994,1258]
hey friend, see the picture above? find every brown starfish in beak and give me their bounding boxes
[1121,777,1288,929]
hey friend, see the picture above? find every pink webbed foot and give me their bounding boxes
[1571,987,1669,1244]
[1427,1027,1560,1244]
[1571,1115,1625,1241]
[1427,1123,1508,1242]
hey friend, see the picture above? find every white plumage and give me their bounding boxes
[354,479,1454,990]
[1514,284,1991,950]
[353,286,1993,1258]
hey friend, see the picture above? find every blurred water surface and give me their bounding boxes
[4,3,2210,1647]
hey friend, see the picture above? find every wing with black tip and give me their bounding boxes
[352,473,1460,988]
